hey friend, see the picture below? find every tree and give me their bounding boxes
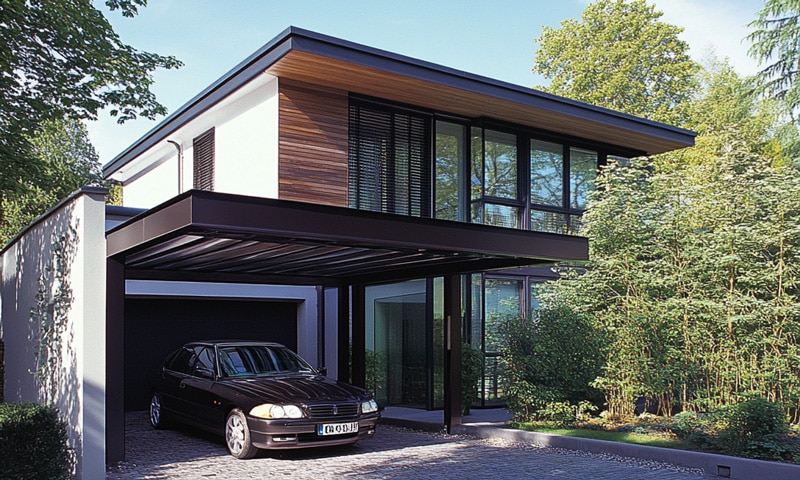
[0,0,182,193]
[747,0,800,118]
[0,118,104,244]
[532,0,698,124]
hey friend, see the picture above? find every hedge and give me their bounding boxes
[0,402,73,480]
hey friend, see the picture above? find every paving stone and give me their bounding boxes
[106,412,711,479]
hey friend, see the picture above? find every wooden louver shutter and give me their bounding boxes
[348,102,431,217]
[193,128,215,191]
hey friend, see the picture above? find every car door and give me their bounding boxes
[159,347,195,422]
[179,346,225,430]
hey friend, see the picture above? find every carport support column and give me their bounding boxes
[337,286,350,382]
[336,284,365,387]
[106,256,125,465]
[444,275,462,433]
[351,284,366,388]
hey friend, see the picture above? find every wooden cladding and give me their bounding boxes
[279,80,349,206]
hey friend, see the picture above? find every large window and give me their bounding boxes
[435,121,467,221]
[349,98,613,234]
[348,102,431,217]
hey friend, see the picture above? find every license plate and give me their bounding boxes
[318,421,359,436]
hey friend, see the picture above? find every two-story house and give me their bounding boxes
[1,27,694,477]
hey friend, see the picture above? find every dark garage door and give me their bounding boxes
[124,297,298,410]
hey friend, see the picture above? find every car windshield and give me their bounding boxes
[218,345,315,377]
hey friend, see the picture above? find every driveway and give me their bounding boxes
[107,412,709,479]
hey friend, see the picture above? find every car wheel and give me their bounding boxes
[149,393,169,429]
[225,409,259,459]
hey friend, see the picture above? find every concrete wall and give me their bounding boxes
[0,187,108,480]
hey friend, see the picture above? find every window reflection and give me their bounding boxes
[530,140,563,207]
[483,130,517,199]
[569,147,598,210]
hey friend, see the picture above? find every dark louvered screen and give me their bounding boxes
[193,128,215,191]
[348,102,431,217]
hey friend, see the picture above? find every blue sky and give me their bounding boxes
[88,0,765,166]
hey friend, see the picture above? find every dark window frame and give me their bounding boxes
[348,96,634,233]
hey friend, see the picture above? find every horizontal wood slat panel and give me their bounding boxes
[279,79,349,206]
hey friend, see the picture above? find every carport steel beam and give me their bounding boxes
[106,190,589,286]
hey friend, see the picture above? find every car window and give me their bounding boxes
[218,346,314,377]
[167,347,194,374]
[192,346,216,378]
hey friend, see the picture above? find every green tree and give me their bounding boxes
[0,0,182,193]
[0,118,104,243]
[532,0,698,124]
[747,0,800,118]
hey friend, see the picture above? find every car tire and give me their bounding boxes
[149,393,170,429]
[225,409,259,459]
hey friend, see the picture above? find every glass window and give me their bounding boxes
[530,140,563,206]
[531,210,568,234]
[483,204,519,228]
[483,130,517,199]
[569,147,598,210]
[470,127,483,201]
[484,278,522,353]
[348,103,431,217]
[435,121,467,221]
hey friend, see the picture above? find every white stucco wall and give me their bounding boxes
[122,74,279,209]
[0,188,107,480]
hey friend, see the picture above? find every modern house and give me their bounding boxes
[0,27,695,478]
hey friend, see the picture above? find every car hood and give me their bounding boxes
[214,374,369,407]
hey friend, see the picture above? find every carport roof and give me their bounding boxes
[106,190,587,286]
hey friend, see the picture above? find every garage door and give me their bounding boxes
[124,298,298,410]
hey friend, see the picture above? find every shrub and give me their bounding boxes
[0,402,74,479]
[718,397,789,456]
[461,343,484,415]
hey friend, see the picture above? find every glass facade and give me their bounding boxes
[347,97,622,411]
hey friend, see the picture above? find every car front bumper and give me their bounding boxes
[247,414,380,449]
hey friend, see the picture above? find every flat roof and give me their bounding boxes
[106,190,588,286]
[103,27,695,178]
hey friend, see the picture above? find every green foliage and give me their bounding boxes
[532,0,698,124]
[0,402,74,479]
[747,0,800,117]
[574,144,800,419]
[364,349,387,402]
[0,0,181,193]
[460,342,484,415]
[498,297,605,420]
[670,398,800,461]
[0,118,104,245]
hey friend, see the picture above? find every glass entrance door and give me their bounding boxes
[366,280,430,408]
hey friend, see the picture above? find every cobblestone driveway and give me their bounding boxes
[107,412,710,479]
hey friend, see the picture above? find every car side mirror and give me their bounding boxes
[196,366,215,379]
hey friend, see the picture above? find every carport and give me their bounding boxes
[105,189,589,464]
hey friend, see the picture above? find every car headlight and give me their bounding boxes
[361,399,379,414]
[249,404,304,419]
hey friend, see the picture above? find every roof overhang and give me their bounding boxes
[106,191,588,286]
[103,27,695,178]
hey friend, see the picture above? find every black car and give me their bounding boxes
[149,340,380,459]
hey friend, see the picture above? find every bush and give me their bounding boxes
[718,397,789,456]
[461,343,484,415]
[0,402,74,479]
[670,398,800,462]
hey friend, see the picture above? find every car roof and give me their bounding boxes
[184,340,288,348]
